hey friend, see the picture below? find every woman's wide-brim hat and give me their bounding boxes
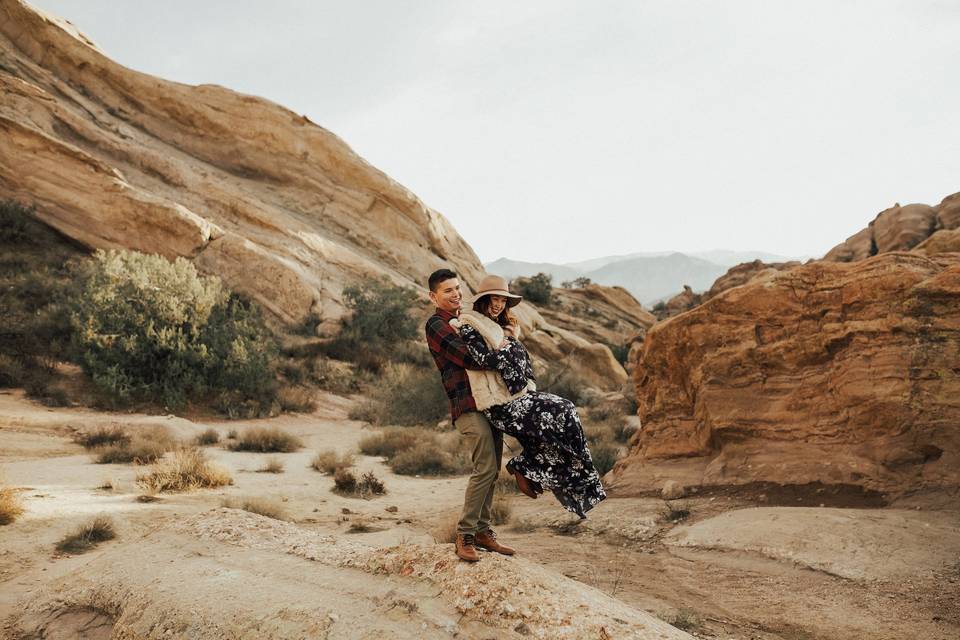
[472,274,522,307]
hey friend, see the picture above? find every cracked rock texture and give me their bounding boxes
[0,0,630,389]
[613,251,960,493]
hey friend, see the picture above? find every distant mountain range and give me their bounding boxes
[485,250,810,305]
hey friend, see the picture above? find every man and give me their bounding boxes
[425,268,515,562]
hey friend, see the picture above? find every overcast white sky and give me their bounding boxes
[31,1,960,264]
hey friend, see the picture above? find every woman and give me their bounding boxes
[450,275,606,518]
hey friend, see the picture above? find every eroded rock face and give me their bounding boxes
[612,252,960,493]
[0,2,624,386]
[824,192,959,262]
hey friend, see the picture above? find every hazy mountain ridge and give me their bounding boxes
[486,250,806,304]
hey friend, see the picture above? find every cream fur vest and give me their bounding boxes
[449,310,534,411]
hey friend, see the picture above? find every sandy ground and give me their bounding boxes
[1,389,958,639]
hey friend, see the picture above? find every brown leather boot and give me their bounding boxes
[475,529,515,556]
[511,468,539,499]
[455,533,480,562]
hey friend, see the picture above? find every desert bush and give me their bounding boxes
[661,501,691,523]
[0,355,26,388]
[320,277,422,372]
[279,359,308,385]
[55,516,115,554]
[332,468,387,498]
[309,357,367,394]
[195,428,220,446]
[222,497,288,521]
[257,457,285,473]
[277,386,317,413]
[226,429,238,440]
[358,427,422,458]
[136,448,232,493]
[347,518,376,533]
[310,449,354,474]
[496,467,521,495]
[70,249,278,413]
[93,426,176,465]
[388,447,461,476]
[512,272,552,305]
[73,425,130,449]
[590,441,620,477]
[659,608,702,632]
[432,516,458,544]
[229,427,303,453]
[0,485,24,525]
[348,364,447,427]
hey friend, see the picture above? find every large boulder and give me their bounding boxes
[611,252,960,493]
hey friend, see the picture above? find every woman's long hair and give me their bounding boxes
[473,295,517,331]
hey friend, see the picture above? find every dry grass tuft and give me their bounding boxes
[310,449,354,474]
[136,447,232,493]
[55,516,116,554]
[0,485,24,525]
[257,457,285,474]
[195,428,220,445]
[277,386,317,413]
[226,429,238,440]
[91,425,177,465]
[432,516,458,544]
[95,477,117,491]
[229,427,303,453]
[358,427,421,457]
[346,517,379,533]
[222,496,289,521]
[73,425,129,449]
[360,427,468,476]
[135,494,161,503]
[490,491,513,525]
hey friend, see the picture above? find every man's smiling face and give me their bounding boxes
[430,277,462,314]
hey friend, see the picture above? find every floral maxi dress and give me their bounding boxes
[459,324,607,518]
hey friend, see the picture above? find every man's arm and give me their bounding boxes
[425,316,499,370]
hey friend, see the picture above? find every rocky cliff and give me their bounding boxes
[0,0,627,389]
[613,243,960,494]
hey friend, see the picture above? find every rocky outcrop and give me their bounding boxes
[824,193,960,262]
[703,259,802,300]
[0,1,624,387]
[611,252,960,493]
[536,284,656,347]
[5,508,693,640]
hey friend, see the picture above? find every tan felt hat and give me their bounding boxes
[472,274,522,307]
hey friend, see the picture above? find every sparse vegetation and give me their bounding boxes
[348,363,447,427]
[661,501,690,523]
[229,427,303,453]
[490,491,513,525]
[332,468,387,498]
[73,425,130,449]
[55,516,116,554]
[136,448,232,493]
[659,608,702,632]
[539,363,591,406]
[589,441,620,476]
[70,249,279,415]
[222,497,288,521]
[512,272,553,305]
[346,518,377,533]
[195,428,220,446]
[257,457,285,473]
[0,485,24,525]
[277,386,317,413]
[310,449,354,474]
[91,426,176,465]
[359,427,468,476]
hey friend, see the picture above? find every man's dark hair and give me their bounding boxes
[428,268,458,292]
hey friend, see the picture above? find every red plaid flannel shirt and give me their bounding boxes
[425,308,497,422]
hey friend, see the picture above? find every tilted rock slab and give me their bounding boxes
[6,509,693,640]
[0,1,626,387]
[611,252,960,493]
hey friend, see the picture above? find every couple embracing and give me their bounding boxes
[424,269,606,562]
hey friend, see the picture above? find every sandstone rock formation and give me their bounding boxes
[611,251,960,493]
[824,192,960,262]
[0,1,625,389]
[541,283,656,348]
[5,508,693,640]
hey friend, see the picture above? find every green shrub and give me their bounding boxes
[229,427,303,453]
[349,364,447,426]
[70,250,278,413]
[512,272,552,305]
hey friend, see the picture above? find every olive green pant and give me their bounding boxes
[455,411,503,536]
